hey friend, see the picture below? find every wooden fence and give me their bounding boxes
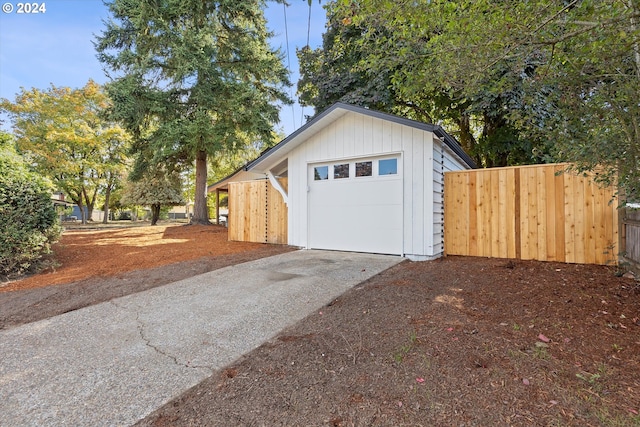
[228,178,287,244]
[620,207,640,272]
[444,164,618,265]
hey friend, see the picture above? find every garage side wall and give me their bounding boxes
[430,139,476,259]
[444,164,618,265]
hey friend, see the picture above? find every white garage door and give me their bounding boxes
[308,156,403,255]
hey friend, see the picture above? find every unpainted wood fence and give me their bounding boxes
[444,164,619,265]
[621,207,640,272]
[228,178,288,244]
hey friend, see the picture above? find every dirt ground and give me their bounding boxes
[3,224,640,426]
[0,223,293,328]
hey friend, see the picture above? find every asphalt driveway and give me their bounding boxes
[0,250,403,426]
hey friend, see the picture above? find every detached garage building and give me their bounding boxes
[209,103,476,260]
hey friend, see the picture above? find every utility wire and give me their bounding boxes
[283,2,296,131]
[300,0,312,128]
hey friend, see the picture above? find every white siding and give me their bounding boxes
[430,139,473,257]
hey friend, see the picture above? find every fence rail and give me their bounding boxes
[444,164,618,265]
[228,178,287,244]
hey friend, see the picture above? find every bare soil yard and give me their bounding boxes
[0,223,293,328]
[2,223,640,426]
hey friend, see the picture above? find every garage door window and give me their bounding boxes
[356,161,372,177]
[334,163,350,179]
[314,166,328,180]
[379,158,397,175]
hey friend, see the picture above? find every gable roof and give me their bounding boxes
[248,102,476,172]
[208,102,476,192]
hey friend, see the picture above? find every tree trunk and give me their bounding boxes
[83,187,95,222]
[84,186,99,222]
[192,149,211,225]
[103,185,111,224]
[150,204,161,225]
[629,1,640,79]
[456,113,479,165]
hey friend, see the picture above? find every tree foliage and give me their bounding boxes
[0,80,130,223]
[297,7,396,114]
[0,132,61,279]
[121,167,184,226]
[331,0,640,199]
[96,0,291,224]
[298,1,549,167]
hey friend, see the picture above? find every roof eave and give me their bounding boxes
[209,102,476,190]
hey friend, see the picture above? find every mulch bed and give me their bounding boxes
[138,257,640,427]
[2,224,639,425]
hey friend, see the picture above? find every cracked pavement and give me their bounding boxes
[0,250,402,426]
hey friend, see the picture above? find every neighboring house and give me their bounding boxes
[209,102,476,260]
[69,205,105,222]
[51,192,75,222]
[167,203,194,220]
[51,192,105,222]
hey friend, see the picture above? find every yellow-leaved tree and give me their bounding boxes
[1,80,130,223]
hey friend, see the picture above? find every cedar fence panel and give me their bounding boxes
[228,178,288,244]
[444,164,618,265]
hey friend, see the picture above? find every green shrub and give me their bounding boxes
[0,134,62,280]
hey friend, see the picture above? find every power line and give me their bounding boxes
[282,2,296,132]
[301,0,312,128]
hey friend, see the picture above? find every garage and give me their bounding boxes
[308,156,403,255]
[209,102,476,260]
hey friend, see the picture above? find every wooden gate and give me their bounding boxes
[444,164,618,265]
[228,179,287,244]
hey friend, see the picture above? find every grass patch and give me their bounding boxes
[392,330,418,364]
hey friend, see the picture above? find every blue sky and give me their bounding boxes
[0,0,326,136]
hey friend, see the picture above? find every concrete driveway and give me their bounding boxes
[0,250,403,426]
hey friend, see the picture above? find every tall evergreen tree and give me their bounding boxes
[96,0,291,224]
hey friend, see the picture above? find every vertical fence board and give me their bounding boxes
[497,169,509,258]
[534,167,545,260]
[477,172,490,257]
[506,168,517,259]
[543,166,556,261]
[593,182,606,265]
[444,172,469,252]
[468,172,478,256]
[489,170,500,257]
[554,166,566,262]
[266,180,288,244]
[574,175,587,264]
[521,167,536,260]
[444,164,618,265]
[228,182,240,242]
